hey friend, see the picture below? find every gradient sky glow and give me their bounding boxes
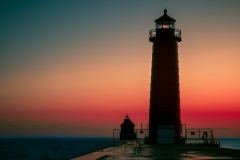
[1,0,240,138]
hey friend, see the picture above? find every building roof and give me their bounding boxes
[120,114,135,127]
[155,9,176,23]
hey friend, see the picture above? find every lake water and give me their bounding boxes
[0,137,239,160]
[0,138,114,160]
[220,138,240,150]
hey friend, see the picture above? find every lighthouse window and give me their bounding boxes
[169,21,175,28]
[163,21,170,28]
[163,25,168,28]
[156,23,162,29]
[156,21,174,29]
[170,24,175,28]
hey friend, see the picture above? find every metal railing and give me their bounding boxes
[175,29,181,39]
[149,29,156,39]
[149,28,181,39]
[185,128,220,147]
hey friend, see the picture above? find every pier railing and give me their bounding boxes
[185,128,220,147]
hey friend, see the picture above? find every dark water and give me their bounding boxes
[0,138,239,160]
[0,138,113,160]
[220,138,240,150]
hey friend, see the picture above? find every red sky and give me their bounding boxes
[1,1,240,138]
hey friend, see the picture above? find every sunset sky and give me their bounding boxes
[1,0,240,138]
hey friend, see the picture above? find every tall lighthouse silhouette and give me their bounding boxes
[149,9,182,142]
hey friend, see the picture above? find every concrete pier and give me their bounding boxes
[72,141,240,159]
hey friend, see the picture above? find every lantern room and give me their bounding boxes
[149,9,181,42]
[155,9,176,29]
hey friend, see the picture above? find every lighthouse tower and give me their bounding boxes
[149,9,182,142]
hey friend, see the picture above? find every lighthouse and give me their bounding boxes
[149,9,182,143]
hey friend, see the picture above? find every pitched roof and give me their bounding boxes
[120,114,135,127]
[155,9,176,23]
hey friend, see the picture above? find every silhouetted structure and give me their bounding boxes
[148,9,182,143]
[120,115,136,140]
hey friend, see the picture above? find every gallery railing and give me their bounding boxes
[149,28,182,40]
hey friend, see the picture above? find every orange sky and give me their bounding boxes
[1,0,240,137]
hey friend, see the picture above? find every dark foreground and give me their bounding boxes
[73,141,240,160]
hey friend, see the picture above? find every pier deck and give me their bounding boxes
[72,141,240,159]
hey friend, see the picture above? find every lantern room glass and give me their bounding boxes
[155,21,175,29]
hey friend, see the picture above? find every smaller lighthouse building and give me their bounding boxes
[120,115,136,140]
